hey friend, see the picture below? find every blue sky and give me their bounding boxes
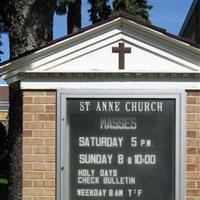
[54,0,193,39]
[0,0,193,84]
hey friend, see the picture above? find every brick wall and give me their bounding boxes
[187,91,200,199]
[22,91,56,200]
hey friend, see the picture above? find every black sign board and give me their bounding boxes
[67,98,175,200]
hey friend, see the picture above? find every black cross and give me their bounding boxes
[112,43,131,70]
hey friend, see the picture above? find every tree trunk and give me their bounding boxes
[8,0,56,58]
[8,83,22,200]
[7,1,56,200]
[67,0,81,34]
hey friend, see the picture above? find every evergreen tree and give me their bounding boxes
[8,0,56,58]
[0,0,9,34]
[113,0,152,24]
[67,0,81,34]
[88,0,111,24]
[56,0,111,32]
[56,0,81,34]
[5,1,56,199]
[0,0,9,61]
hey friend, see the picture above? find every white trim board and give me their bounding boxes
[21,80,200,90]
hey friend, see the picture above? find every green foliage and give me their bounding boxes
[56,0,152,28]
[0,0,9,33]
[113,0,152,24]
[56,0,82,34]
[56,0,76,15]
[0,0,9,60]
[88,0,111,24]
[56,0,112,24]
[56,2,67,15]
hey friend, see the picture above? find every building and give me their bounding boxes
[0,13,200,200]
[179,0,200,44]
[0,85,9,124]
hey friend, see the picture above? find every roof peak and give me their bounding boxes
[0,11,199,67]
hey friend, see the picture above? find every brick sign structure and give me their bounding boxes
[0,85,9,124]
[0,13,200,200]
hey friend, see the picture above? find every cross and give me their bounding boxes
[112,43,131,70]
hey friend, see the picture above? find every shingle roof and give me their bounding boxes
[179,0,199,36]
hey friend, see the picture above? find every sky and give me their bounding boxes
[0,0,193,84]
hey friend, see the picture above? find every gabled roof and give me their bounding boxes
[0,12,200,84]
[179,0,199,37]
[1,12,199,66]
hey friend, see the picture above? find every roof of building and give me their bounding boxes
[0,86,9,102]
[0,12,200,85]
[0,12,200,67]
[179,0,198,36]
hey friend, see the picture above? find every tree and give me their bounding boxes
[0,0,9,34]
[8,0,56,58]
[0,122,8,200]
[56,0,81,34]
[67,0,81,34]
[56,0,111,33]
[88,0,111,24]
[0,0,9,61]
[6,1,56,200]
[0,123,8,177]
[113,0,152,24]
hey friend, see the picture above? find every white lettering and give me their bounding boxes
[79,137,123,147]
[125,101,163,112]
[79,101,91,111]
[78,177,99,184]
[79,154,113,164]
[77,189,107,197]
[96,101,120,112]
[99,169,118,177]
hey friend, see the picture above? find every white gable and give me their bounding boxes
[45,39,197,73]
[1,17,200,83]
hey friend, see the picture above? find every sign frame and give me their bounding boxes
[57,89,186,200]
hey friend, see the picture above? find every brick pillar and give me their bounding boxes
[22,91,56,200]
[186,91,200,198]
